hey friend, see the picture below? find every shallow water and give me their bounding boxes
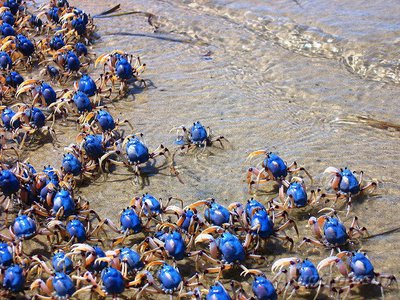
[25,0,400,298]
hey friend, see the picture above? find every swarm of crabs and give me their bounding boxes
[0,0,395,299]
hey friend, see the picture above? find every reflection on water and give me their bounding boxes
[25,0,400,298]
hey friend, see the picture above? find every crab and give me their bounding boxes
[68,132,118,177]
[246,151,313,192]
[163,205,205,235]
[72,268,132,299]
[93,246,145,278]
[0,213,59,251]
[49,217,105,250]
[57,8,96,43]
[1,106,21,134]
[14,13,45,35]
[5,71,24,89]
[30,272,79,299]
[0,242,14,269]
[139,229,192,261]
[190,226,264,279]
[16,79,59,107]
[270,257,323,299]
[299,208,368,251]
[183,198,231,228]
[0,71,23,105]
[228,201,299,251]
[9,104,56,149]
[134,260,201,298]
[99,134,172,184]
[0,169,21,203]
[95,206,149,246]
[323,167,377,215]
[95,50,146,97]
[0,162,40,206]
[26,188,101,221]
[61,149,103,182]
[78,109,132,139]
[36,34,65,58]
[271,177,324,210]
[47,49,89,82]
[171,121,229,154]
[30,251,75,275]
[74,73,112,105]
[317,251,396,299]
[1,264,26,295]
[0,34,37,68]
[67,243,110,274]
[0,51,13,71]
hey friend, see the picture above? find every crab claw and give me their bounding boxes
[19,79,39,88]
[228,202,243,211]
[94,53,108,67]
[169,125,185,133]
[246,150,267,161]
[201,226,224,235]
[307,216,322,238]
[146,260,165,269]
[80,111,96,124]
[70,243,95,253]
[30,279,50,293]
[95,257,112,264]
[36,11,47,20]
[60,44,74,52]
[240,266,264,277]
[317,254,349,276]
[318,207,336,214]
[105,249,119,257]
[0,7,10,13]
[59,12,76,22]
[164,205,184,216]
[324,167,340,174]
[47,219,64,228]
[184,200,209,211]
[289,177,303,184]
[195,233,214,245]
[61,90,74,99]
[271,257,300,273]
[156,222,178,231]
[73,272,106,297]
[0,40,13,51]
[16,85,34,98]
[30,279,40,290]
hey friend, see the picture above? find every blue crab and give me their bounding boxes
[324,167,377,215]
[246,151,312,192]
[318,251,396,299]
[300,209,368,250]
